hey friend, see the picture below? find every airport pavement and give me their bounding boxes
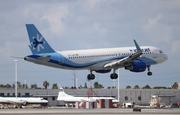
[0,108,180,115]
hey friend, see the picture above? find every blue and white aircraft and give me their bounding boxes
[24,24,168,80]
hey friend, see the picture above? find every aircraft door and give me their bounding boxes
[152,52,157,58]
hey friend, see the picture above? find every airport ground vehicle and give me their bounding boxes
[122,102,136,108]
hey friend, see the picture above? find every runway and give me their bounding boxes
[0,108,180,115]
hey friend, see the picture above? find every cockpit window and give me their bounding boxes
[159,50,163,53]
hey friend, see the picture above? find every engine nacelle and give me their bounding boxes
[125,61,146,72]
[95,69,111,73]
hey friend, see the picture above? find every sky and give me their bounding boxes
[0,0,180,89]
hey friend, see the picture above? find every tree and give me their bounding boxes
[79,85,83,89]
[107,86,111,89]
[0,84,12,88]
[94,82,99,88]
[112,86,116,89]
[52,83,58,89]
[142,85,151,89]
[126,85,131,89]
[153,86,166,89]
[31,84,37,89]
[17,81,21,88]
[94,82,104,89]
[64,86,69,89]
[133,85,140,89]
[98,84,104,89]
[172,82,178,89]
[21,84,28,89]
[43,81,50,89]
[0,84,4,88]
[84,82,87,88]
[12,81,21,88]
[6,84,12,88]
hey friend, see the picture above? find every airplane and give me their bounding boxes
[0,97,48,107]
[24,24,168,80]
[57,88,119,103]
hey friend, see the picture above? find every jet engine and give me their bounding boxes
[125,61,146,72]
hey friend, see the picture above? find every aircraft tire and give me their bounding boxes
[147,72,152,76]
[87,74,95,80]
[110,73,118,79]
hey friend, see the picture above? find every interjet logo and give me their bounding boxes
[130,48,151,53]
[31,34,45,52]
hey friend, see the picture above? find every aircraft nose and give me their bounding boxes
[164,54,168,61]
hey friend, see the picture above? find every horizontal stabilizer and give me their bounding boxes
[10,56,24,59]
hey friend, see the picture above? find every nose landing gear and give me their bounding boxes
[147,65,152,76]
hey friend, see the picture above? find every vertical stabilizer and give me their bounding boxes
[26,24,55,54]
[57,88,73,101]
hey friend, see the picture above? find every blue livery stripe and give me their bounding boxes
[27,53,157,68]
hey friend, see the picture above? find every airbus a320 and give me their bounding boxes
[24,24,168,80]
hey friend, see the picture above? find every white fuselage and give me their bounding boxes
[58,96,118,103]
[25,46,168,71]
[57,89,119,103]
[0,97,48,105]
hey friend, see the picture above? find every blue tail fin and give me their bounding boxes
[26,24,55,54]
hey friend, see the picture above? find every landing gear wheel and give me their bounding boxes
[147,72,152,76]
[147,65,152,76]
[110,73,118,79]
[87,74,95,80]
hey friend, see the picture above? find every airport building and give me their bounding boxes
[0,88,179,106]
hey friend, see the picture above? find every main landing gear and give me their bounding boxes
[110,73,118,79]
[110,69,118,79]
[147,65,152,76]
[87,69,118,80]
[87,70,95,80]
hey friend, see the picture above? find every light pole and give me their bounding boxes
[14,60,18,98]
[112,79,116,89]
[73,70,76,88]
[118,69,120,106]
[76,79,78,88]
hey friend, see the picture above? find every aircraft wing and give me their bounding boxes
[104,40,143,68]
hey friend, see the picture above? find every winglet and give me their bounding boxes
[133,39,141,51]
